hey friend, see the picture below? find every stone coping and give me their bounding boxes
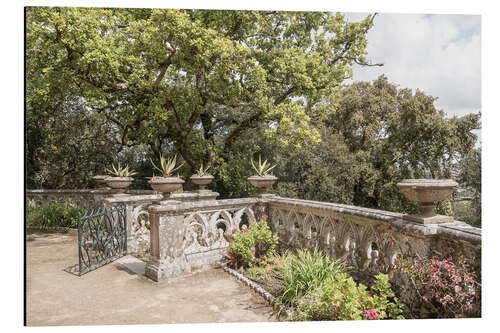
[267,196,481,245]
[104,194,163,204]
[103,191,219,205]
[27,189,156,194]
[149,197,259,213]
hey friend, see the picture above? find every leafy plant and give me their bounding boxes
[290,273,404,321]
[105,163,137,177]
[26,203,86,228]
[280,248,348,305]
[223,215,278,268]
[251,155,277,176]
[193,162,211,177]
[393,256,480,318]
[149,153,184,177]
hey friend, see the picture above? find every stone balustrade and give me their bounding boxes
[28,188,220,255]
[266,196,481,277]
[145,197,263,281]
[143,195,481,284]
[27,188,481,288]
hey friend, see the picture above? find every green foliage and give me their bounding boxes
[394,257,480,318]
[290,273,404,321]
[280,248,348,305]
[26,203,86,228]
[274,76,480,219]
[27,7,375,191]
[105,163,137,177]
[225,217,279,268]
[456,148,481,226]
[251,155,276,176]
[149,153,184,177]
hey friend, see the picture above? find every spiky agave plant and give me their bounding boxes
[149,153,184,177]
[251,155,276,176]
[105,163,137,177]
[194,162,211,177]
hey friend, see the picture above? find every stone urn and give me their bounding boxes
[148,177,185,198]
[248,175,277,194]
[397,179,458,224]
[105,176,133,195]
[92,175,108,188]
[190,174,214,191]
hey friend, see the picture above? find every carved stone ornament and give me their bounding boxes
[105,176,133,194]
[148,177,184,194]
[248,175,277,194]
[190,175,214,190]
[397,179,458,224]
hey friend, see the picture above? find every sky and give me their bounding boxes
[344,13,481,119]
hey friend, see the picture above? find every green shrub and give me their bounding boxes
[225,216,279,268]
[280,248,348,305]
[290,273,404,321]
[26,202,85,228]
[394,256,480,318]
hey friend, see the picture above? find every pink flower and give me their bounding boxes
[262,214,268,221]
[250,249,255,254]
[232,228,237,233]
[362,309,380,320]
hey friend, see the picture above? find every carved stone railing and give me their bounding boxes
[145,198,264,281]
[134,194,480,287]
[104,194,162,255]
[103,190,220,255]
[266,196,481,277]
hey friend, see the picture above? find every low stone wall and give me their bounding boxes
[26,189,156,209]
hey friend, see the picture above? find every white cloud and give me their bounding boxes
[345,13,481,118]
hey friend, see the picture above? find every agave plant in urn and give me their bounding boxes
[248,155,278,196]
[104,163,137,196]
[148,153,185,200]
[397,179,458,224]
[190,163,214,191]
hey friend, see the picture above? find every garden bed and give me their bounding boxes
[221,216,405,321]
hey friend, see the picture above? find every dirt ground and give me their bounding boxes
[26,231,277,326]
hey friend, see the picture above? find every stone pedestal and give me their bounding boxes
[145,204,188,282]
[196,190,219,201]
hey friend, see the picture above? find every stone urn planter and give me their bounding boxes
[105,176,133,195]
[148,177,185,197]
[92,175,108,188]
[248,175,278,194]
[190,175,214,191]
[397,179,458,224]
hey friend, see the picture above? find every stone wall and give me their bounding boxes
[26,189,156,209]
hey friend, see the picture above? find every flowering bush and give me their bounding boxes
[394,256,480,318]
[222,215,278,268]
[290,273,404,321]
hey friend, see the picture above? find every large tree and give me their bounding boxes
[272,76,480,216]
[26,7,377,183]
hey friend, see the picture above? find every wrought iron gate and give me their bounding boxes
[77,204,127,275]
